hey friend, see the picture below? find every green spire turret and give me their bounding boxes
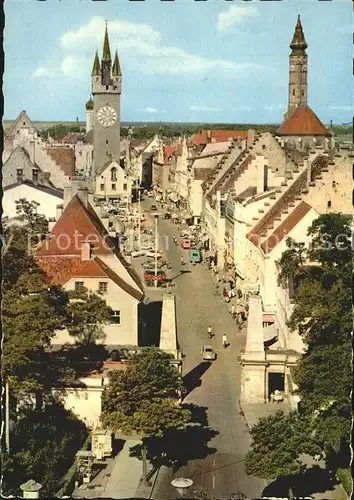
[112,50,121,76]
[290,15,307,52]
[92,50,101,76]
[102,22,112,61]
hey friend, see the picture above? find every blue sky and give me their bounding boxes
[4,0,353,124]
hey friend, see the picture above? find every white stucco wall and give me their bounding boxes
[58,380,104,429]
[95,161,132,199]
[53,276,140,346]
[3,184,63,220]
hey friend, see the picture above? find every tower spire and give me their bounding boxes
[92,50,101,76]
[290,15,307,52]
[102,21,112,61]
[112,50,121,76]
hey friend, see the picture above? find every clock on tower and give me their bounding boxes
[91,22,122,174]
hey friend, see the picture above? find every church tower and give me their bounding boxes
[285,15,308,119]
[91,23,122,174]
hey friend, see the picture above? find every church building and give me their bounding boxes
[276,16,333,150]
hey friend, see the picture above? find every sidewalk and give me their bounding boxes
[100,440,142,498]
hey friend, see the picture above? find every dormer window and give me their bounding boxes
[111,168,117,181]
[32,169,38,183]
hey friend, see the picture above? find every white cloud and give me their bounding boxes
[217,5,259,34]
[32,67,55,79]
[238,105,253,112]
[189,105,222,112]
[327,105,352,111]
[142,107,159,113]
[264,105,285,111]
[61,56,89,80]
[59,17,266,79]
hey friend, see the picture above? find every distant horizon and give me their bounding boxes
[4,2,351,123]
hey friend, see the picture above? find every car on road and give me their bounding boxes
[150,205,158,211]
[145,251,162,259]
[201,345,217,361]
[164,212,171,219]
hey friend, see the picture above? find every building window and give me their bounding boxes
[75,281,84,291]
[23,121,26,125]
[17,168,23,182]
[79,150,83,156]
[327,200,332,208]
[292,89,295,96]
[111,310,121,324]
[106,140,109,145]
[32,169,38,183]
[111,168,117,181]
[100,184,105,191]
[112,183,116,190]
[98,281,108,294]
[123,183,127,191]
[108,221,113,228]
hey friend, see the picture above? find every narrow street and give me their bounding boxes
[141,201,266,499]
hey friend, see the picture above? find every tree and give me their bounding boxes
[15,198,49,235]
[1,401,88,496]
[101,348,191,483]
[66,287,113,344]
[245,411,321,484]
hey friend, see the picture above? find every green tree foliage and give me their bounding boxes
[15,198,49,234]
[40,124,85,141]
[245,411,321,482]
[66,287,113,344]
[102,348,191,480]
[2,401,88,496]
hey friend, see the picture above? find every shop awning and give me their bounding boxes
[263,314,275,323]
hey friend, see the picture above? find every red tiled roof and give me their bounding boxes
[35,257,87,285]
[192,130,248,146]
[36,195,114,257]
[61,133,85,144]
[261,201,312,254]
[45,147,76,176]
[276,106,331,137]
[163,146,176,163]
[95,257,143,301]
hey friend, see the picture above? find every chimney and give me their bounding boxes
[56,204,64,221]
[77,188,89,207]
[247,129,255,146]
[81,242,92,261]
[48,217,56,232]
[43,171,51,181]
[206,130,212,142]
[63,185,72,208]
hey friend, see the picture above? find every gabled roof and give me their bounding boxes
[35,255,143,301]
[261,201,312,254]
[5,110,38,138]
[96,159,122,176]
[3,179,63,198]
[192,130,248,146]
[276,106,331,137]
[36,195,114,257]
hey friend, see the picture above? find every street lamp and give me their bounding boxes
[154,213,159,288]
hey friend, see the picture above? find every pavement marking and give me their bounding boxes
[212,476,215,489]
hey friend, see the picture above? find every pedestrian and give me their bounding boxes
[222,334,228,348]
[230,304,235,317]
[207,325,213,339]
[180,256,185,266]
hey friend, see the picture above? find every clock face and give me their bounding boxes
[97,106,117,128]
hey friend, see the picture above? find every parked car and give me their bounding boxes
[145,251,162,259]
[201,345,217,361]
[144,269,166,281]
[164,212,172,219]
[131,251,142,257]
[150,205,158,211]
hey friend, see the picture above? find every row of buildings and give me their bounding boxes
[3,17,352,421]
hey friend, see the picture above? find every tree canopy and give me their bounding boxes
[246,214,352,485]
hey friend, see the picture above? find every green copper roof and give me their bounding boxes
[112,50,122,76]
[86,97,94,110]
[102,22,112,61]
[92,50,101,76]
[290,15,307,52]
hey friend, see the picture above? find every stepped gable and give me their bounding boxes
[235,186,257,201]
[45,147,76,176]
[309,154,332,181]
[207,150,250,200]
[219,154,254,194]
[36,195,114,257]
[247,168,308,243]
[261,201,312,254]
[276,106,331,136]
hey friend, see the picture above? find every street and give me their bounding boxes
[141,200,266,499]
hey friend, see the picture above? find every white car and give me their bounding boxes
[145,251,162,259]
[131,251,142,257]
[201,345,217,361]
